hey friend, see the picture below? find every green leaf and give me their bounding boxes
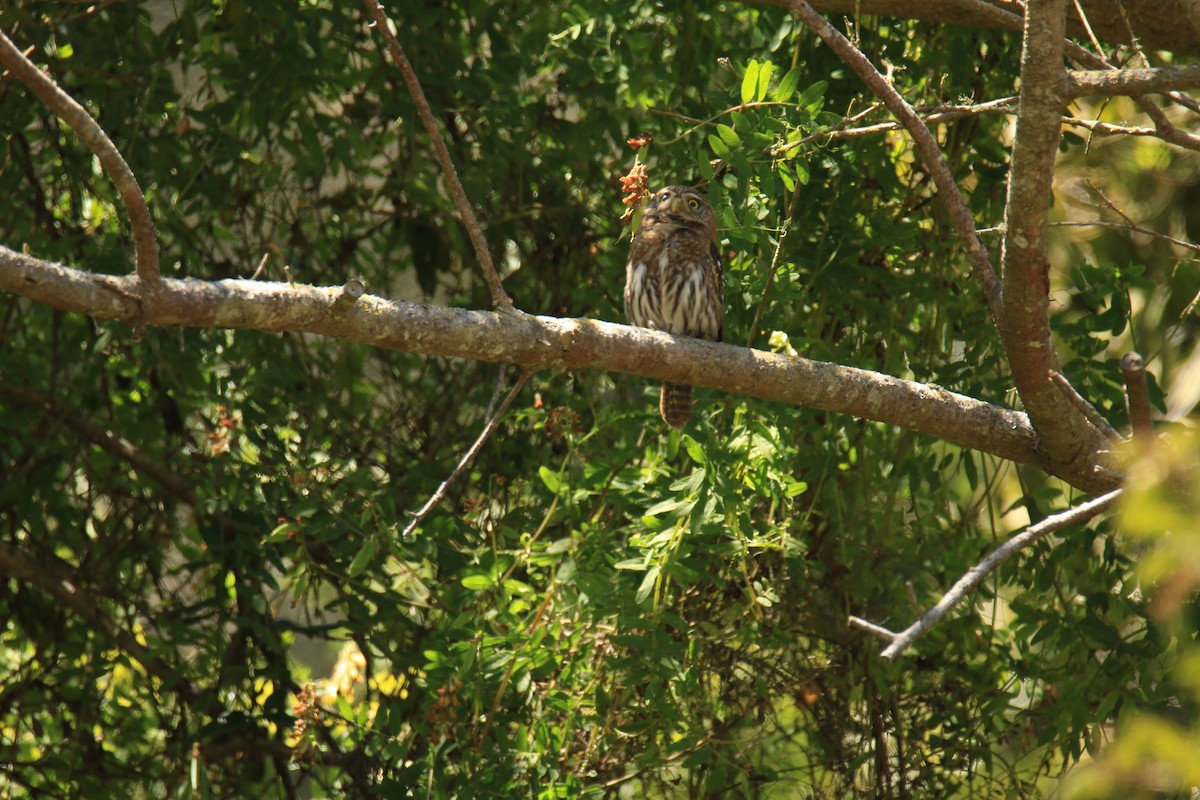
[635,565,660,604]
[347,537,378,578]
[461,573,494,590]
[773,66,801,102]
[645,497,691,517]
[538,465,562,493]
[262,522,294,544]
[755,60,774,102]
[682,435,706,465]
[716,123,742,149]
[740,59,759,105]
[778,163,795,193]
[785,480,808,497]
[797,80,829,112]
[707,133,731,159]
[793,158,811,186]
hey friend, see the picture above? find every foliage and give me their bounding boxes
[2,1,1199,798]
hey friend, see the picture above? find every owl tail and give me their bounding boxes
[660,383,694,429]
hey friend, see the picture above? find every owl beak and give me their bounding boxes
[663,195,684,215]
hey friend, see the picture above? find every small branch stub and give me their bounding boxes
[334,279,366,310]
[1121,351,1155,445]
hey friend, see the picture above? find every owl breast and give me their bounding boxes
[625,228,722,341]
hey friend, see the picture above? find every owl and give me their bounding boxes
[625,184,725,428]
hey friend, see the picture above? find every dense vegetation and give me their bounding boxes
[2,1,1199,797]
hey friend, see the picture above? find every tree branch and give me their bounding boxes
[777,0,1005,325]
[1066,64,1200,97]
[361,1,514,312]
[0,245,1108,487]
[0,540,195,699]
[744,0,1200,58]
[0,28,160,287]
[3,385,199,505]
[402,370,531,537]
[997,0,1116,481]
[849,488,1123,659]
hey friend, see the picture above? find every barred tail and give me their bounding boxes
[659,383,694,429]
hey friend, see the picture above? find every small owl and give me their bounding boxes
[625,184,724,428]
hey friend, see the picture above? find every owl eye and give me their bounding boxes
[658,191,671,202]
[687,198,700,210]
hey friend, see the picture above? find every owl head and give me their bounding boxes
[640,184,716,239]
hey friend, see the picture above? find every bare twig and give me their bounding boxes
[1047,370,1122,442]
[1121,352,1155,444]
[746,182,803,349]
[1063,116,1158,138]
[1137,101,1200,152]
[779,0,1004,324]
[1070,0,1107,60]
[774,97,1017,154]
[1050,220,1200,254]
[361,1,514,312]
[249,253,271,280]
[851,488,1124,659]
[1165,90,1200,116]
[0,29,160,286]
[402,371,531,537]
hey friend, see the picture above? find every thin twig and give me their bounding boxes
[362,1,514,312]
[1063,116,1158,138]
[780,0,1004,325]
[774,96,1017,154]
[1050,220,1200,254]
[402,371,530,537]
[746,181,803,348]
[1121,352,1154,445]
[852,489,1123,659]
[0,29,160,286]
[1047,370,1121,442]
[847,615,896,640]
[1071,0,1106,61]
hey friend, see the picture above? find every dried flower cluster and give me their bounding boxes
[619,161,650,227]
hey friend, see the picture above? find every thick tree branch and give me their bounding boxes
[745,0,1200,57]
[361,1,514,312]
[0,29,160,287]
[849,488,1122,659]
[778,0,1005,325]
[0,245,1110,487]
[1067,64,1200,97]
[998,0,1115,481]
